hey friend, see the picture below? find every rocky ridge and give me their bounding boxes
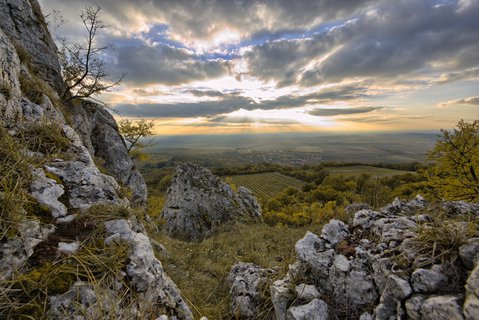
[161,163,261,242]
[0,1,190,318]
[229,196,479,320]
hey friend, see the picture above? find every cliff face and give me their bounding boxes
[0,1,190,318]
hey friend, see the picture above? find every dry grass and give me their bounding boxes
[154,221,320,319]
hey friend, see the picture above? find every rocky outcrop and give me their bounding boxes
[70,100,147,205]
[0,1,191,318]
[267,196,479,320]
[0,0,64,93]
[161,163,261,241]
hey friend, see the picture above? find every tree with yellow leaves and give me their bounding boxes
[428,119,479,201]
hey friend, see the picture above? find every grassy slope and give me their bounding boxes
[153,222,317,319]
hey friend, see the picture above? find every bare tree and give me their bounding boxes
[58,6,124,102]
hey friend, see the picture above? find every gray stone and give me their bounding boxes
[380,196,428,216]
[373,216,417,243]
[375,275,412,319]
[460,238,479,269]
[333,254,350,272]
[295,284,320,302]
[0,0,65,93]
[465,263,479,320]
[295,232,333,278]
[0,220,55,278]
[0,28,22,121]
[359,312,373,320]
[405,294,426,320]
[353,209,380,229]
[286,298,329,320]
[271,279,294,320]
[321,219,349,245]
[30,168,67,219]
[464,294,479,320]
[420,295,465,320]
[104,219,193,319]
[228,263,271,319]
[442,201,479,216]
[71,101,147,205]
[411,267,447,293]
[58,242,80,254]
[161,163,261,241]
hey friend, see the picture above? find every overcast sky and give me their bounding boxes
[39,0,479,135]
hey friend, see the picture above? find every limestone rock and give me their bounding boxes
[295,284,320,302]
[421,295,465,320]
[30,168,67,219]
[353,209,380,230]
[228,263,272,319]
[0,220,55,278]
[321,219,349,245]
[442,201,479,216]
[295,232,333,278]
[161,163,261,241]
[71,100,147,205]
[0,0,64,93]
[405,294,426,320]
[411,266,447,293]
[0,28,22,121]
[104,219,193,319]
[286,298,329,320]
[271,279,294,320]
[460,238,479,269]
[58,242,80,254]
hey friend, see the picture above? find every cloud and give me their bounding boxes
[40,0,377,48]
[309,106,383,117]
[345,115,433,123]
[114,83,372,118]
[243,0,479,87]
[434,67,479,84]
[106,38,231,85]
[439,96,479,107]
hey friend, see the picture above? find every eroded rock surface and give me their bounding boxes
[268,196,479,320]
[162,163,261,241]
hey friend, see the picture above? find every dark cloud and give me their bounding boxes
[309,106,383,117]
[40,0,377,43]
[245,0,479,87]
[106,39,230,85]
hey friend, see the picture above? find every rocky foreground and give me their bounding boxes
[230,196,479,320]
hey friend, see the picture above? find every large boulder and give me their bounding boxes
[161,163,261,241]
[70,100,147,205]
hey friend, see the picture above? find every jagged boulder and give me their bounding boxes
[161,163,261,241]
[70,100,147,205]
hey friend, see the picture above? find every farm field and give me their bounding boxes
[325,165,415,177]
[226,172,304,199]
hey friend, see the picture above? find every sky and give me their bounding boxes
[39,0,479,135]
